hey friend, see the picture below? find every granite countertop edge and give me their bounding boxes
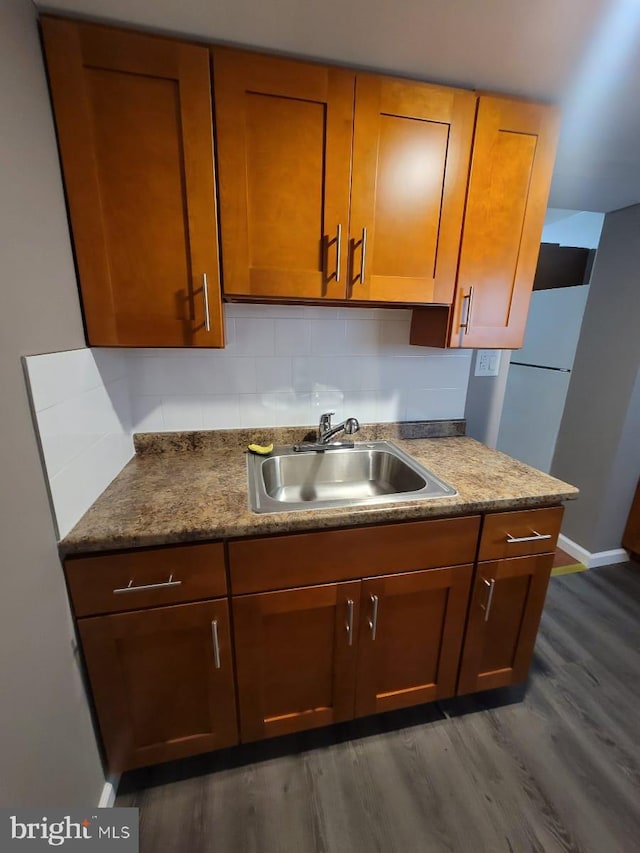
[58,424,579,558]
[60,492,578,557]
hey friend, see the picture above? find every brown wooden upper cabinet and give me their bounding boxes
[411,95,560,348]
[42,16,560,347]
[213,49,476,304]
[41,18,224,347]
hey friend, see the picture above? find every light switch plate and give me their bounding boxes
[475,350,501,377]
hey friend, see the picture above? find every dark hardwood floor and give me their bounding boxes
[117,562,640,853]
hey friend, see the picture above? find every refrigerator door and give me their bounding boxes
[517,284,589,370]
[497,365,571,472]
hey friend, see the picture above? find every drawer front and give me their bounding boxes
[229,516,481,594]
[479,506,563,561]
[65,542,227,617]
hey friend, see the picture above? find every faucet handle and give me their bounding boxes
[318,411,334,438]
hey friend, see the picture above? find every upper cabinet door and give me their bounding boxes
[213,49,354,300]
[41,18,224,347]
[450,96,560,348]
[349,76,476,304]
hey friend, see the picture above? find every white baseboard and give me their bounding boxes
[558,534,629,569]
[588,548,631,568]
[98,774,121,808]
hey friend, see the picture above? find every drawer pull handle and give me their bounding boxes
[335,223,342,283]
[346,599,354,646]
[481,578,496,622]
[368,594,379,640]
[211,619,221,669]
[506,530,552,544]
[113,575,182,594]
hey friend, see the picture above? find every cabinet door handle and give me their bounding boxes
[335,223,342,283]
[481,578,496,622]
[359,227,368,283]
[113,575,182,594]
[202,272,211,333]
[211,619,221,668]
[459,286,474,333]
[346,599,354,646]
[506,530,552,544]
[368,594,379,640]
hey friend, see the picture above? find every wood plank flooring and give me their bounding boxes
[117,562,640,853]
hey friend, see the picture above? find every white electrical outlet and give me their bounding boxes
[475,350,501,377]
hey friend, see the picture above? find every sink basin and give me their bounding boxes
[247,441,457,513]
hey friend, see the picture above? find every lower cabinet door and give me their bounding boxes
[354,565,473,717]
[233,581,361,741]
[457,553,554,694]
[78,600,238,772]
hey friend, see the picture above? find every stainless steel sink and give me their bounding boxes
[247,441,457,513]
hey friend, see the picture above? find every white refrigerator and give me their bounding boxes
[496,285,590,472]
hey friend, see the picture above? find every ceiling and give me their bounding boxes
[37,0,640,213]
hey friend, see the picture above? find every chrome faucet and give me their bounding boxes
[293,412,360,452]
[318,412,360,445]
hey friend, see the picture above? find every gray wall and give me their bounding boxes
[465,351,512,448]
[0,0,104,807]
[551,204,640,553]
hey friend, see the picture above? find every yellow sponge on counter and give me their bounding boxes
[247,443,274,455]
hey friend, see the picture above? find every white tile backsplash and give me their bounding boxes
[26,347,126,411]
[338,390,382,424]
[161,395,204,431]
[293,356,364,393]
[201,395,242,429]
[375,390,404,423]
[205,357,257,395]
[238,391,313,428]
[378,315,425,355]
[405,388,468,421]
[25,348,135,538]
[26,305,472,538]
[343,319,380,354]
[47,433,134,540]
[232,317,275,355]
[126,305,472,432]
[274,318,313,356]
[258,357,293,392]
[130,395,163,432]
[310,318,348,354]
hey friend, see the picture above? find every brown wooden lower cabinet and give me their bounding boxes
[233,564,475,741]
[69,506,563,771]
[233,581,361,742]
[78,599,238,771]
[457,553,554,695]
[354,565,473,717]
